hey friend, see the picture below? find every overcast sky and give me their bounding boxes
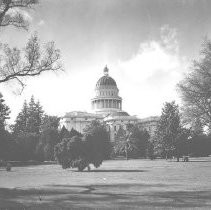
[1,0,211,122]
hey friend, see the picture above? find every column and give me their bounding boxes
[101,100,103,108]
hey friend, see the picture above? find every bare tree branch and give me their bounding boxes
[0,0,38,30]
[0,33,63,87]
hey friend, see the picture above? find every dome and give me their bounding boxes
[96,76,117,88]
[96,66,117,88]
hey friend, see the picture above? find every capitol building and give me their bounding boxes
[59,66,159,141]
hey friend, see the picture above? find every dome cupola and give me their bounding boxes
[96,66,117,88]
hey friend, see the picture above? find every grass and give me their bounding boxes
[0,157,211,209]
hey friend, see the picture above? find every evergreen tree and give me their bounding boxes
[0,93,12,160]
[13,96,44,135]
[59,125,70,140]
[13,100,28,135]
[27,95,37,133]
[0,92,10,131]
[153,101,184,161]
[34,101,44,133]
[69,128,82,138]
[27,96,44,134]
[55,120,111,171]
[13,96,44,160]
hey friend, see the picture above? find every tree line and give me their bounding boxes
[152,101,211,161]
[0,0,211,171]
[0,95,60,161]
[0,94,153,171]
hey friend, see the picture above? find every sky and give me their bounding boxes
[1,0,211,123]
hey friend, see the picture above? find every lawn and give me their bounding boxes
[0,158,211,209]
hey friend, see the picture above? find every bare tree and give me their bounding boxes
[0,33,62,89]
[178,39,211,131]
[0,0,62,90]
[0,0,38,30]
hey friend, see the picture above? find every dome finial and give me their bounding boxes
[104,65,109,76]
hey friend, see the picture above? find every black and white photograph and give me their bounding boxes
[0,0,211,209]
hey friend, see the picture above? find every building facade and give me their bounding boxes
[59,66,159,141]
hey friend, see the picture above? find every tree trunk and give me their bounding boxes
[78,165,85,171]
[177,156,180,162]
[125,147,128,160]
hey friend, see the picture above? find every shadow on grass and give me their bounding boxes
[0,183,211,209]
[81,169,147,172]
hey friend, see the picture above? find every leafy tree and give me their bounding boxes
[189,133,211,157]
[41,115,60,131]
[178,39,211,132]
[153,101,187,161]
[191,118,204,136]
[55,120,111,171]
[129,125,150,158]
[113,126,138,160]
[83,120,111,161]
[54,138,72,169]
[36,115,60,161]
[146,141,155,160]
[36,128,59,161]
[15,133,39,160]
